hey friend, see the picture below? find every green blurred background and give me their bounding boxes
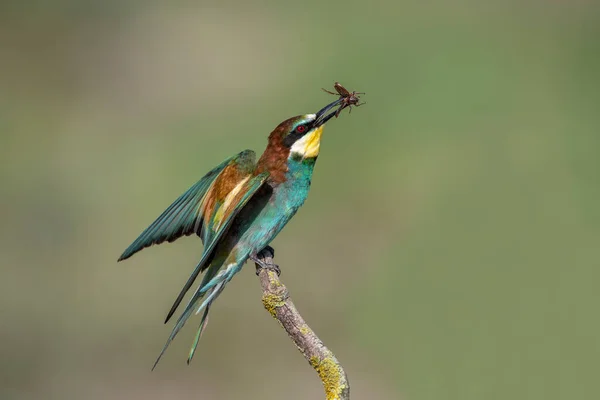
[1,1,599,399]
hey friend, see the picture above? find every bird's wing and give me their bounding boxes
[163,156,270,323]
[117,150,255,262]
[152,170,270,368]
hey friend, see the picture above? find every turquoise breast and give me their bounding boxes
[226,156,318,259]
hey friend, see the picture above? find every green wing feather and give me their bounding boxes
[151,171,270,369]
[118,159,228,261]
[117,150,252,262]
[163,170,269,323]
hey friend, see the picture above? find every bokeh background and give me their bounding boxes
[2,1,599,399]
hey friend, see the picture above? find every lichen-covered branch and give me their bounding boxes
[254,248,350,400]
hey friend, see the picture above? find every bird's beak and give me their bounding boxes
[314,98,343,127]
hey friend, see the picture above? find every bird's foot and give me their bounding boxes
[258,245,275,259]
[250,246,280,276]
[255,262,281,276]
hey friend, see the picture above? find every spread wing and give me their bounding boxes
[117,150,255,262]
[152,170,270,368]
[117,149,270,324]
[163,167,269,323]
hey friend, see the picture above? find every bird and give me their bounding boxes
[118,97,346,369]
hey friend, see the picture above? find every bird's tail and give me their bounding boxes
[152,261,242,370]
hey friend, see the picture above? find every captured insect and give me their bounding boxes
[322,82,365,117]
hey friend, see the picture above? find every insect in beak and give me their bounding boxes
[322,81,365,117]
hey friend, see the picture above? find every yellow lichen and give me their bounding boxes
[262,292,285,318]
[299,325,312,335]
[266,270,283,287]
[309,354,346,400]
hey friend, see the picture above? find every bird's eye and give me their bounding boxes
[296,125,307,133]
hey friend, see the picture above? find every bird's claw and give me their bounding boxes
[255,262,281,276]
[250,246,280,276]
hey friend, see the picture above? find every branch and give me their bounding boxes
[254,248,350,400]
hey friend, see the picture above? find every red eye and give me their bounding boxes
[296,125,306,133]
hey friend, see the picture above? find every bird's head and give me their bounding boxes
[266,98,343,160]
[257,98,343,183]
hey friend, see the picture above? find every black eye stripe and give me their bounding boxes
[283,122,311,147]
[283,130,303,147]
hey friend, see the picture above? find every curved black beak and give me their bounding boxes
[314,98,343,127]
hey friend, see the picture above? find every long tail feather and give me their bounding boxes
[164,248,216,324]
[152,262,236,370]
[186,277,227,364]
[152,279,226,370]
[188,304,211,364]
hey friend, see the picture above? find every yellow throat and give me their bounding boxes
[290,125,324,159]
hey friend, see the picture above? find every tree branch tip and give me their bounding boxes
[254,251,350,400]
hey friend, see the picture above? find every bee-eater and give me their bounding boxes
[118,97,346,368]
